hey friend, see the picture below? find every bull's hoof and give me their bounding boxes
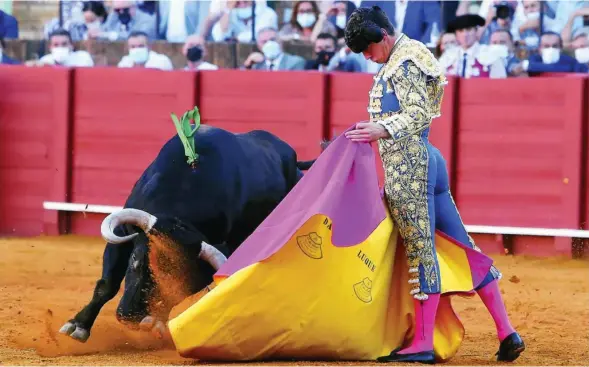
[59,320,90,343]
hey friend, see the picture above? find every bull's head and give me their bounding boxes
[100,209,227,326]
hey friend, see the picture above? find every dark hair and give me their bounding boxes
[128,30,149,40]
[82,1,107,20]
[541,31,563,48]
[491,28,513,42]
[317,32,337,45]
[48,28,73,43]
[0,37,5,49]
[344,6,394,53]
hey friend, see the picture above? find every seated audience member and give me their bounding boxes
[522,31,589,75]
[278,1,337,42]
[210,0,277,43]
[99,0,157,41]
[118,31,173,70]
[28,28,94,67]
[324,0,356,44]
[183,34,218,70]
[515,0,560,53]
[359,0,441,44]
[0,37,20,64]
[68,1,108,41]
[489,29,525,76]
[479,1,518,44]
[243,26,305,71]
[440,14,507,78]
[435,31,458,57]
[157,0,211,43]
[304,32,362,72]
[0,9,19,39]
[561,6,589,49]
[571,28,589,66]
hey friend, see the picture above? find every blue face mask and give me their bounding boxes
[234,7,252,20]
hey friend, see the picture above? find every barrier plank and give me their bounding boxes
[455,78,585,243]
[0,66,71,236]
[198,69,325,161]
[69,68,197,235]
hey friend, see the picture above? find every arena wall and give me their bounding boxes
[0,66,587,258]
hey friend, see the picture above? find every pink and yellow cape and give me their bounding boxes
[167,128,494,362]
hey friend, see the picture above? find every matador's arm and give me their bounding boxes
[376,60,433,144]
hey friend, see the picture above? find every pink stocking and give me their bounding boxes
[398,293,440,354]
[477,280,516,342]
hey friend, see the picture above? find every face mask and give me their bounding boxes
[262,40,282,61]
[316,50,335,66]
[574,47,589,64]
[234,7,252,20]
[335,14,347,29]
[526,11,540,20]
[187,46,203,62]
[51,47,71,64]
[86,20,101,30]
[117,8,132,25]
[297,13,316,28]
[525,35,539,48]
[489,44,509,58]
[541,47,560,64]
[129,47,149,64]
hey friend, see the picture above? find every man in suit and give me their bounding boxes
[359,0,441,44]
[244,26,305,71]
[0,37,20,65]
[0,9,19,39]
[157,0,211,42]
[99,0,157,41]
[522,31,589,75]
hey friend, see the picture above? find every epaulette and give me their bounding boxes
[381,35,444,81]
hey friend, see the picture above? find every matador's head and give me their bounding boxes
[344,6,396,63]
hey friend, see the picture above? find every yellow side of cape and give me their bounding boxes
[168,206,475,362]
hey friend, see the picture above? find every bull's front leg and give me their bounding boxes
[59,240,133,342]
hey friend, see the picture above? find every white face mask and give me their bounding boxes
[51,47,71,64]
[574,47,589,64]
[541,47,560,64]
[489,44,509,58]
[335,14,347,29]
[525,35,539,48]
[262,40,282,61]
[129,46,149,64]
[297,13,316,28]
[234,7,252,20]
[526,11,540,20]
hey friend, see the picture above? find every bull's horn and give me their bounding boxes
[101,208,158,244]
[199,242,227,270]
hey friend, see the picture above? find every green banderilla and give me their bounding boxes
[171,106,201,166]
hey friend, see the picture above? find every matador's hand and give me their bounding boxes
[345,122,389,142]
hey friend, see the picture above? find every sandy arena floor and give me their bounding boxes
[0,235,588,366]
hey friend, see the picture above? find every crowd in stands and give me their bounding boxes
[1,0,588,78]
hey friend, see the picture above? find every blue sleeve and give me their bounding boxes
[527,61,575,74]
[4,13,19,39]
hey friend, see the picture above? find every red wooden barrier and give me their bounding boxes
[197,69,324,161]
[68,68,197,235]
[455,77,586,256]
[0,66,71,236]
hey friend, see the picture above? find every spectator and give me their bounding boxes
[521,31,589,75]
[183,34,218,70]
[28,29,94,67]
[68,1,108,41]
[479,1,518,44]
[278,1,337,42]
[0,9,18,39]
[199,0,268,40]
[489,29,525,76]
[243,26,305,71]
[157,0,212,43]
[0,37,20,65]
[118,31,173,70]
[515,0,559,52]
[304,32,337,71]
[43,1,88,40]
[435,31,458,57]
[324,0,356,44]
[99,0,156,41]
[211,1,278,43]
[561,5,589,50]
[359,0,441,44]
[439,14,507,78]
[571,28,589,65]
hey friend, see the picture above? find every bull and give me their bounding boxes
[59,110,322,343]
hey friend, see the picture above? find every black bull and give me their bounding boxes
[59,126,327,342]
